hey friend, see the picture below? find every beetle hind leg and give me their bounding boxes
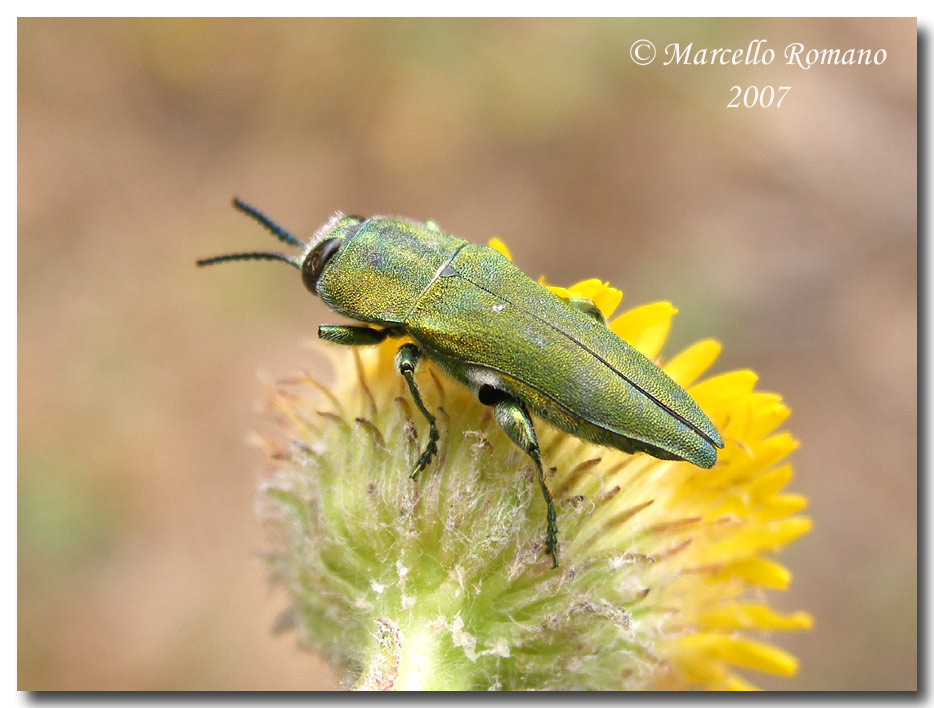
[560,296,606,325]
[478,385,559,568]
[396,343,439,480]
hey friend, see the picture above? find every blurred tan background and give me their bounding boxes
[18,18,916,690]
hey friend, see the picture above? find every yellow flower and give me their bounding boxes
[257,238,812,691]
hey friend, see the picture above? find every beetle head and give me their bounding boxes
[299,213,365,295]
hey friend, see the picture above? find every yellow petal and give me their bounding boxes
[736,433,800,478]
[538,278,624,321]
[590,285,623,319]
[706,517,812,561]
[713,392,789,446]
[566,278,605,298]
[699,603,815,631]
[564,280,624,319]
[715,558,791,590]
[540,274,571,300]
[756,494,808,520]
[663,640,728,687]
[609,302,678,359]
[675,634,800,676]
[748,465,794,504]
[689,370,758,406]
[720,637,800,676]
[694,434,798,497]
[664,339,722,387]
[487,237,512,261]
[722,674,760,691]
[747,397,792,442]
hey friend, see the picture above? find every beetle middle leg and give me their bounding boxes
[395,343,439,480]
[478,385,559,568]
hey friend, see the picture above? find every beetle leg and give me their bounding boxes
[318,324,401,346]
[396,343,439,480]
[478,385,559,568]
[564,296,606,326]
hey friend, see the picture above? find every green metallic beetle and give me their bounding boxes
[198,198,724,567]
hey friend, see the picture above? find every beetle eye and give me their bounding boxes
[301,237,342,293]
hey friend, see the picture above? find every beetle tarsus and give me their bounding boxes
[410,433,438,480]
[533,452,559,568]
[396,344,439,479]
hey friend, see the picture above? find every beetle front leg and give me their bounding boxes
[396,343,439,480]
[318,324,401,346]
[478,385,559,568]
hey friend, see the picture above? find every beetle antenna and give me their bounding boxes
[196,252,301,269]
[232,197,306,248]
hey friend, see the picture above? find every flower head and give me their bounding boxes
[257,239,812,690]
